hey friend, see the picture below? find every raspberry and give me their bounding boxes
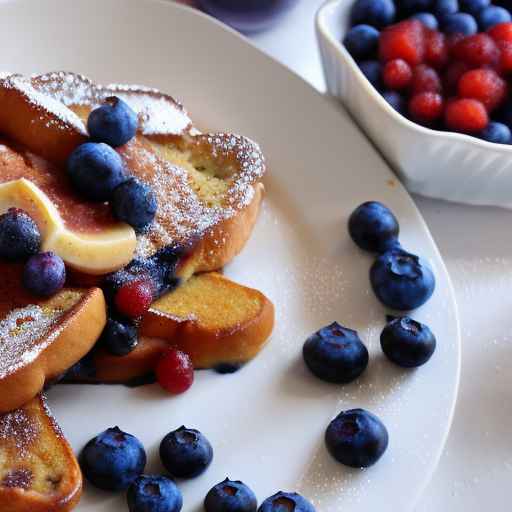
[442,61,471,94]
[458,68,506,111]
[488,22,512,43]
[379,20,426,66]
[409,93,444,123]
[411,64,442,94]
[382,59,413,89]
[452,33,500,67]
[156,348,194,394]
[444,98,489,133]
[425,30,448,69]
[497,40,512,74]
[115,279,153,318]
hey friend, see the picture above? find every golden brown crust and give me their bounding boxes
[0,262,106,413]
[87,273,274,383]
[0,395,82,512]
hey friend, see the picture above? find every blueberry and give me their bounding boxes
[343,25,380,60]
[381,316,436,367]
[370,249,436,310]
[348,201,400,253]
[112,178,157,231]
[325,409,389,468]
[159,426,213,479]
[80,426,146,491]
[411,12,439,29]
[382,91,407,115]
[459,0,489,15]
[303,322,369,384]
[23,252,66,297]
[88,97,138,147]
[127,475,183,512]
[67,142,127,201]
[350,0,396,28]
[258,492,315,512]
[358,60,383,89]
[100,317,138,356]
[398,0,433,15]
[62,352,96,381]
[0,208,41,261]
[477,5,511,30]
[434,0,459,17]
[205,478,257,512]
[479,121,511,144]
[442,12,478,34]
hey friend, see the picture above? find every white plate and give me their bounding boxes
[0,1,460,510]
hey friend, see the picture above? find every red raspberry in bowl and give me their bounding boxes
[444,98,489,133]
[442,61,471,94]
[488,22,512,44]
[379,20,426,66]
[411,64,442,94]
[497,40,512,74]
[409,92,444,123]
[452,33,500,67]
[458,68,506,111]
[425,30,448,69]
[383,59,413,89]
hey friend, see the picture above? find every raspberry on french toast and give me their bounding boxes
[0,263,106,413]
[0,394,82,512]
[0,72,265,277]
[70,272,274,383]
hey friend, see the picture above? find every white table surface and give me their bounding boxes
[245,0,512,509]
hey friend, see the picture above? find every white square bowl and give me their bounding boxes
[316,0,512,208]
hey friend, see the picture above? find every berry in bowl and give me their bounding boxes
[316,0,512,208]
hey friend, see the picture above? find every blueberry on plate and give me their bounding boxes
[127,475,183,512]
[100,317,139,356]
[67,142,127,201]
[358,60,383,89]
[160,426,213,479]
[411,12,439,30]
[80,426,146,491]
[88,96,138,147]
[112,177,157,231]
[303,322,369,384]
[62,352,96,381]
[459,0,489,16]
[343,24,380,60]
[348,201,400,253]
[433,0,458,17]
[442,12,478,34]
[477,5,511,30]
[370,248,435,310]
[205,478,257,512]
[325,408,388,468]
[23,251,66,297]
[350,0,396,28]
[0,208,41,261]
[479,121,511,144]
[381,91,407,115]
[381,316,436,367]
[258,492,315,512]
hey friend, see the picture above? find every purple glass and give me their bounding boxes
[197,0,299,33]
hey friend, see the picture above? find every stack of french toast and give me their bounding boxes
[0,71,274,511]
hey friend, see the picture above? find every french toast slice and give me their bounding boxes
[0,394,82,512]
[74,272,274,383]
[0,72,265,277]
[0,262,106,413]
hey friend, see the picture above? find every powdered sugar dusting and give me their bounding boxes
[29,71,193,136]
[0,305,65,378]
[0,406,40,457]
[3,75,87,135]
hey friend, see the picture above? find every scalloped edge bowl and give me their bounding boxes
[316,0,512,208]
